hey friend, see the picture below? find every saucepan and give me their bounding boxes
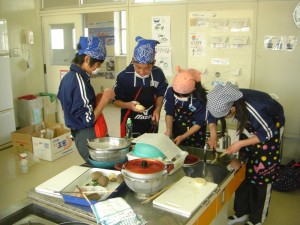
[121,158,174,196]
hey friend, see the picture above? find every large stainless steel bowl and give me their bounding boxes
[88,137,131,162]
[121,159,171,196]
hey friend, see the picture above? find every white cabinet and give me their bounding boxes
[0,56,16,149]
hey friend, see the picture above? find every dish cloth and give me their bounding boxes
[91,197,146,225]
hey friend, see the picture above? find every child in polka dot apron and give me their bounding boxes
[206,82,285,225]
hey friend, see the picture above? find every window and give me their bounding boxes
[133,0,184,3]
[0,19,8,55]
[114,11,127,55]
[50,29,64,49]
[49,23,75,65]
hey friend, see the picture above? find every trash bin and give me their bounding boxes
[18,95,43,127]
[39,92,57,123]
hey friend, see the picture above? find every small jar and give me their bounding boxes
[20,153,28,173]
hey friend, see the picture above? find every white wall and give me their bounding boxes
[0,0,44,127]
[254,1,300,138]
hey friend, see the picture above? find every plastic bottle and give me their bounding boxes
[40,121,46,138]
[126,118,133,139]
[20,153,28,173]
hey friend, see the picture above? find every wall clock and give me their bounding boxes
[293,3,300,28]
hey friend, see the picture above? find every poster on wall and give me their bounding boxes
[92,56,115,79]
[155,46,172,76]
[264,36,297,51]
[152,16,172,75]
[152,16,171,46]
[228,18,249,32]
[188,10,253,90]
[189,32,206,56]
[189,12,211,28]
[88,21,115,79]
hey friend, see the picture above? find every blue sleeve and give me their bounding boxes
[193,101,207,127]
[58,71,95,129]
[207,111,218,124]
[113,71,129,102]
[248,102,284,142]
[71,77,95,128]
[154,67,168,97]
[164,87,175,116]
[72,93,94,127]
[242,89,285,142]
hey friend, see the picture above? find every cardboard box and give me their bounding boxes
[11,122,63,154]
[32,128,75,161]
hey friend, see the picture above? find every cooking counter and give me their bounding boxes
[26,161,243,225]
[0,148,245,225]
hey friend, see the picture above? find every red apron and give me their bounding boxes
[120,86,156,137]
[94,92,108,137]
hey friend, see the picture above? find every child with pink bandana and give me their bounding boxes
[163,66,217,147]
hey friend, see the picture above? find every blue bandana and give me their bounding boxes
[77,36,106,61]
[133,36,159,64]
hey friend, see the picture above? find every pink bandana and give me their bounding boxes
[173,66,201,94]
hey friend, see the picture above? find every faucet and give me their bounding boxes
[203,143,212,163]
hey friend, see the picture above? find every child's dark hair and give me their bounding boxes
[72,42,104,67]
[193,82,208,103]
[233,98,248,135]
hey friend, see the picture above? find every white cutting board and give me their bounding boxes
[35,165,89,198]
[153,176,218,217]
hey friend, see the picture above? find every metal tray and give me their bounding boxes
[60,168,125,206]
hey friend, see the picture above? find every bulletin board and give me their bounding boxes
[187,10,254,90]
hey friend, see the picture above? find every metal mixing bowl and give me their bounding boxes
[88,137,131,162]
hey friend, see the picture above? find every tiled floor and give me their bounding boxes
[0,104,299,224]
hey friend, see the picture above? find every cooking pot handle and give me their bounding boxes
[166,163,174,174]
[114,162,123,171]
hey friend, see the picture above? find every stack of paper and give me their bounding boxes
[92,197,146,225]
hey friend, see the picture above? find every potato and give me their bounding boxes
[87,193,101,201]
[194,177,206,185]
[135,104,145,110]
[98,175,109,187]
[116,174,124,184]
[108,173,117,182]
[91,171,103,181]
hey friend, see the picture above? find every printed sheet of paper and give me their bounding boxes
[132,133,181,159]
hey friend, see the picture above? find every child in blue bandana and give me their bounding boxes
[113,36,168,137]
[58,36,114,162]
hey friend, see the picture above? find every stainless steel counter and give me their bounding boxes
[24,161,232,225]
[0,148,235,225]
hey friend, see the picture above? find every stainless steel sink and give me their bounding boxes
[179,146,234,185]
[0,199,92,225]
[180,146,235,167]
